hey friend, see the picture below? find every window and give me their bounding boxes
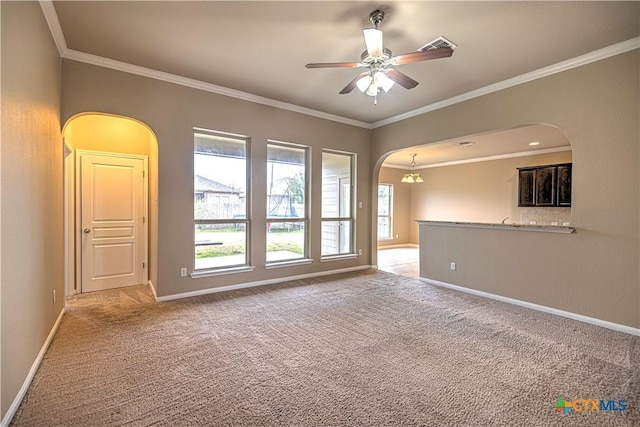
[266,142,309,263]
[194,129,249,271]
[321,150,355,257]
[378,184,393,239]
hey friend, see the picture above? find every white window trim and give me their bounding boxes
[321,149,357,258]
[193,128,252,272]
[265,258,314,269]
[190,265,256,278]
[265,140,310,265]
[320,254,359,262]
[378,183,393,240]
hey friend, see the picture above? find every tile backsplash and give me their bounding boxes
[520,207,571,226]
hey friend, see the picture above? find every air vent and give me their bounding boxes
[418,36,457,51]
[458,141,475,147]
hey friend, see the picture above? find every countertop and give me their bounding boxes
[416,220,575,234]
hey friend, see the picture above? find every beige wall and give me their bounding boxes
[1,1,64,420]
[408,150,572,243]
[61,60,372,298]
[377,167,412,247]
[1,7,637,423]
[372,51,639,328]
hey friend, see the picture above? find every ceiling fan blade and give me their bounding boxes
[305,62,362,69]
[339,72,369,94]
[392,47,454,65]
[385,69,419,89]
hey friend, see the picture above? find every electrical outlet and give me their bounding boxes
[358,249,362,255]
[529,220,537,225]
[562,222,571,226]
[395,234,399,239]
[180,268,187,277]
[551,221,559,226]
[450,262,456,271]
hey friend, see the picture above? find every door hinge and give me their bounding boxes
[143,216,146,224]
[143,170,145,178]
[143,262,146,269]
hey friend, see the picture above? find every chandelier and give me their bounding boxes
[401,153,423,183]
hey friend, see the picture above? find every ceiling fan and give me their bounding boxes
[305,10,454,104]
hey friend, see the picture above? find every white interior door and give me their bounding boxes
[79,152,146,292]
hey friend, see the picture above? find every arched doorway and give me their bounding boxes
[373,124,572,275]
[62,113,159,296]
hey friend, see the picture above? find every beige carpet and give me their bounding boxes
[11,270,640,426]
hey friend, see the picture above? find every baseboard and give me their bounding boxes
[156,265,372,302]
[147,279,158,301]
[1,308,65,427]
[378,243,419,249]
[420,277,640,337]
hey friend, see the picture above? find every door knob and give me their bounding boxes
[83,228,91,233]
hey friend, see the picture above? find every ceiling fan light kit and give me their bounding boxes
[305,9,455,104]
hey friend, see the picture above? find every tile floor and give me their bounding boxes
[377,246,420,278]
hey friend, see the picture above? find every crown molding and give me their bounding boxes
[372,37,640,128]
[61,49,372,129]
[38,0,637,131]
[38,1,370,129]
[383,146,572,170]
[39,0,67,55]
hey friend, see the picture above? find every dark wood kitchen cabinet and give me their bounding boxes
[556,164,572,206]
[518,163,571,207]
[518,169,536,207]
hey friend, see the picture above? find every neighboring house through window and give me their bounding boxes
[194,129,250,271]
[321,150,355,257]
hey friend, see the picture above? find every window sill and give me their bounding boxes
[378,237,394,241]
[265,258,314,269]
[190,265,255,278]
[321,254,358,262]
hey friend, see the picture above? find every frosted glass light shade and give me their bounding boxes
[356,75,373,92]
[375,71,395,92]
[401,173,423,183]
[363,28,383,58]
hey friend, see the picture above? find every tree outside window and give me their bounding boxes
[194,130,249,270]
[266,142,308,263]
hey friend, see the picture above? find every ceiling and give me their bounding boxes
[384,125,570,169]
[50,1,638,166]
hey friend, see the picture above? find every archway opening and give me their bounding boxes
[374,124,572,275]
[62,113,159,296]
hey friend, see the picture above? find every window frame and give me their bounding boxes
[265,140,311,266]
[192,128,253,276]
[320,149,357,260]
[377,183,393,240]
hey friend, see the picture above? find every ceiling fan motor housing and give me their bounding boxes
[360,48,392,64]
[369,10,385,28]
